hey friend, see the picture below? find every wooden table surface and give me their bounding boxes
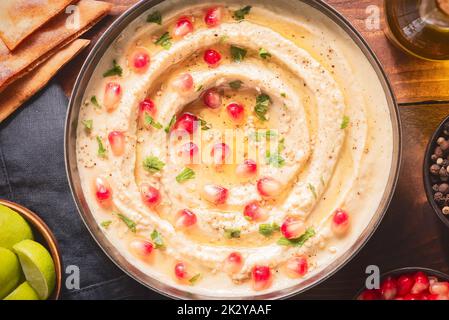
[57,0,449,299]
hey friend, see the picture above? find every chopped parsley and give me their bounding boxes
[259,48,271,59]
[143,156,165,173]
[151,229,165,249]
[100,220,112,229]
[277,227,316,247]
[196,84,203,92]
[280,92,287,98]
[176,167,195,183]
[230,45,247,62]
[96,136,107,158]
[266,151,285,168]
[103,59,123,77]
[229,80,243,90]
[145,113,163,129]
[233,5,252,21]
[278,137,285,152]
[164,115,176,133]
[307,183,317,199]
[254,94,271,121]
[147,11,162,25]
[90,95,101,109]
[259,223,280,237]
[341,115,350,129]
[116,213,136,232]
[224,228,241,239]
[82,119,93,130]
[198,118,211,130]
[219,35,228,44]
[189,274,201,285]
[154,32,172,50]
[250,130,278,141]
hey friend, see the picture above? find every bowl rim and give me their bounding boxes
[423,114,449,229]
[64,0,402,300]
[354,266,449,299]
[0,199,62,300]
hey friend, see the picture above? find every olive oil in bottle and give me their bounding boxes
[385,0,449,60]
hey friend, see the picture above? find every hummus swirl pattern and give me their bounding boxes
[76,2,394,297]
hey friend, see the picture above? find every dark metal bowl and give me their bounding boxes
[65,0,401,299]
[423,115,449,229]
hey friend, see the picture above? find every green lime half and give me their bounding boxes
[0,204,33,250]
[4,281,39,300]
[13,240,55,300]
[0,247,22,299]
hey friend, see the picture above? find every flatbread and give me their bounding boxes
[0,39,90,122]
[0,0,111,93]
[105,0,139,15]
[0,0,75,51]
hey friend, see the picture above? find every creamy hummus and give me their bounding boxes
[76,0,395,298]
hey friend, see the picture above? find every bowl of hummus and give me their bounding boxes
[65,0,401,299]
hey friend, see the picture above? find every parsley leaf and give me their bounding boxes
[277,227,315,247]
[116,213,137,232]
[224,228,241,239]
[82,119,93,130]
[259,223,280,237]
[155,32,172,50]
[96,136,107,158]
[90,95,101,109]
[100,220,112,229]
[259,48,271,59]
[250,130,277,141]
[196,84,203,92]
[143,156,165,173]
[151,229,165,249]
[229,80,243,90]
[230,45,247,62]
[164,115,176,133]
[147,11,162,25]
[341,115,350,129]
[198,118,211,130]
[103,59,123,77]
[307,183,317,199]
[176,167,195,183]
[266,151,285,168]
[189,274,201,285]
[254,94,271,121]
[145,113,163,129]
[233,5,252,21]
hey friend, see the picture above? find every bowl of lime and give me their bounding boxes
[0,200,61,300]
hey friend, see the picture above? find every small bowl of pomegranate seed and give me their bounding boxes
[424,116,449,229]
[357,267,449,300]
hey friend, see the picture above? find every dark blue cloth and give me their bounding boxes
[0,81,165,300]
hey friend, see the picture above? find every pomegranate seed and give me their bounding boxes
[397,274,414,296]
[140,183,161,208]
[204,49,221,66]
[108,131,125,156]
[139,98,156,116]
[94,177,112,207]
[403,293,422,300]
[285,256,308,278]
[380,277,398,300]
[411,272,430,294]
[236,159,257,178]
[202,184,228,205]
[174,261,189,280]
[425,293,440,300]
[243,201,267,222]
[257,177,282,198]
[223,252,243,274]
[429,276,439,286]
[226,102,245,123]
[202,88,222,109]
[204,7,222,27]
[179,142,199,163]
[252,265,272,291]
[129,239,154,261]
[430,282,449,295]
[331,209,350,236]
[358,289,381,300]
[281,217,305,239]
[174,113,198,134]
[173,16,194,38]
[211,143,231,165]
[173,73,194,92]
[104,82,122,112]
[128,47,150,73]
[176,209,197,228]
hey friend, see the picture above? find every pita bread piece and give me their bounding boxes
[0,39,90,122]
[0,0,111,93]
[0,0,75,50]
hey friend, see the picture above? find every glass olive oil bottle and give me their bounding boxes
[385,0,449,60]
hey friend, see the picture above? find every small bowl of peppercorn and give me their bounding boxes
[424,117,449,228]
